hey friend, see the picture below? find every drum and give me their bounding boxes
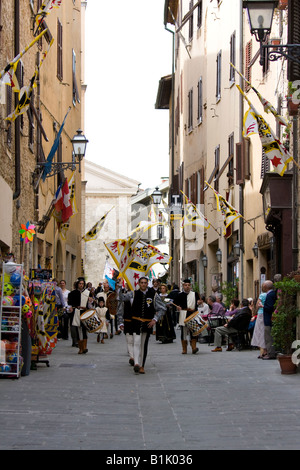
[106,292,118,315]
[80,309,103,333]
[184,311,208,336]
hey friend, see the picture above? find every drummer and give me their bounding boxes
[176,279,201,355]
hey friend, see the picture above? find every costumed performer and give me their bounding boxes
[67,278,90,354]
[117,277,166,374]
[176,279,200,354]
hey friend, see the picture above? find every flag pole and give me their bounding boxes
[204,181,255,231]
[230,62,290,129]
[0,29,48,80]
[80,206,115,242]
[180,190,220,235]
[236,84,300,172]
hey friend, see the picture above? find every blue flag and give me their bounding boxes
[42,107,71,181]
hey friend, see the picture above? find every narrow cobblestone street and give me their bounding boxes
[1,331,300,451]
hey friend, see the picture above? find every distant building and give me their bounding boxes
[84,160,140,286]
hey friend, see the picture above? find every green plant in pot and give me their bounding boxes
[273,277,300,374]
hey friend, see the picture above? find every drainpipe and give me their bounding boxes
[164,19,175,278]
[13,0,21,200]
[239,0,244,298]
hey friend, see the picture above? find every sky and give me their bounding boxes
[84,1,172,190]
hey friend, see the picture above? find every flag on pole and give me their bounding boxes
[53,179,73,223]
[205,182,242,236]
[36,0,62,26]
[181,192,210,230]
[237,85,293,176]
[0,29,48,85]
[68,171,78,217]
[103,259,119,290]
[104,240,171,291]
[6,40,53,122]
[42,107,71,181]
[118,221,160,273]
[82,207,114,242]
[230,62,290,129]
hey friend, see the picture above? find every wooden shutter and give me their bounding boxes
[236,142,244,185]
[57,19,63,81]
[245,40,252,92]
[288,0,300,81]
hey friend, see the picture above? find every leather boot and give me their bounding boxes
[181,340,188,354]
[82,339,88,354]
[190,338,199,354]
[78,340,84,354]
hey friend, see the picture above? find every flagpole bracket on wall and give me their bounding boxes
[262,44,300,67]
[33,160,80,180]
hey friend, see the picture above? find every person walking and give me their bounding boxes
[176,279,200,354]
[156,283,176,344]
[116,282,134,366]
[117,277,166,374]
[68,278,91,354]
[59,280,70,340]
[95,297,109,344]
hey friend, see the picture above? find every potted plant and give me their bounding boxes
[272,277,300,374]
[287,81,300,116]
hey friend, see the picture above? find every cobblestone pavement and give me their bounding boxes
[1,330,300,451]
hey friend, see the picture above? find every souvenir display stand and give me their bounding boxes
[0,263,24,378]
[29,280,59,369]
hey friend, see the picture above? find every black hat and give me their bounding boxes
[183,279,191,284]
[98,297,105,303]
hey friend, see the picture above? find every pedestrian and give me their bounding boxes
[95,297,109,344]
[262,280,277,360]
[58,279,70,340]
[176,279,200,354]
[251,283,267,358]
[117,277,166,374]
[52,278,67,340]
[156,283,176,344]
[116,282,134,366]
[96,280,114,338]
[68,278,90,354]
[168,283,180,326]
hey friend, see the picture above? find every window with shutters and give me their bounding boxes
[216,51,222,102]
[72,49,80,105]
[230,32,236,84]
[245,40,252,92]
[262,35,270,75]
[19,61,24,131]
[197,1,203,29]
[6,85,12,146]
[188,88,193,132]
[261,148,270,179]
[288,0,300,82]
[236,138,251,184]
[189,0,194,42]
[228,133,234,185]
[197,77,203,124]
[214,145,220,191]
[57,19,63,81]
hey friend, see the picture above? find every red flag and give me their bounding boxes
[54,180,73,223]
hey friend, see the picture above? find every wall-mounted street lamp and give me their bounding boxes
[233,240,243,257]
[252,242,259,258]
[243,1,300,66]
[202,254,208,268]
[216,248,222,264]
[34,129,89,181]
[152,187,163,205]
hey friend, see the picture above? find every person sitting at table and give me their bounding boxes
[207,295,225,316]
[211,298,252,352]
[225,298,240,317]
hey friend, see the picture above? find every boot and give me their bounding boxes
[82,339,88,354]
[190,339,199,354]
[78,340,84,354]
[181,340,188,354]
